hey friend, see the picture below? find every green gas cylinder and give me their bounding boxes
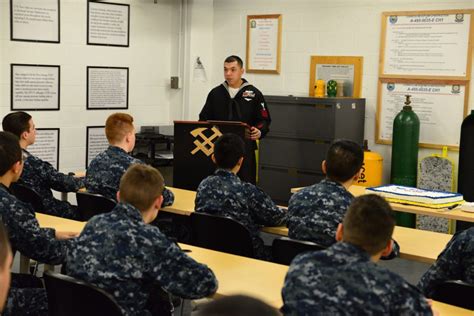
[390,95,420,228]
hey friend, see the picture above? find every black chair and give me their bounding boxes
[76,191,117,221]
[43,271,123,316]
[190,212,254,258]
[10,183,44,212]
[431,280,474,310]
[272,237,326,265]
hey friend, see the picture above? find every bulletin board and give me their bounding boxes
[308,56,363,98]
[376,9,474,149]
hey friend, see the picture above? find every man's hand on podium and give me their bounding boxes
[250,127,262,140]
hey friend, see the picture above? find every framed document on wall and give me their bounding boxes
[11,64,60,111]
[376,79,468,149]
[87,1,130,47]
[28,128,60,169]
[87,66,129,110]
[86,126,108,168]
[10,0,60,43]
[246,14,282,74]
[309,56,363,98]
[380,10,472,79]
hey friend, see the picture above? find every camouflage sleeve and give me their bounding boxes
[152,241,218,299]
[247,184,287,226]
[392,282,433,315]
[418,230,467,297]
[35,157,84,192]
[5,200,66,265]
[162,187,175,207]
[5,287,48,316]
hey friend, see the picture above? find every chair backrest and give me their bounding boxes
[10,183,44,212]
[190,212,254,258]
[431,280,474,310]
[43,271,123,316]
[76,191,117,221]
[272,237,326,265]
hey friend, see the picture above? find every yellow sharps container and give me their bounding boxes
[357,140,383,187]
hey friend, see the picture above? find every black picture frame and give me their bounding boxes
[11,63,60,111]
[29,128,60,170]
[86,66,129,110]
[10,0,60,43]
[86,125,108,168]
[87,1,130,47]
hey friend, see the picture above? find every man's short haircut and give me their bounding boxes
[224,55,244,68]
[105,113,134,144]
[213,133,245,170]
[197,294,280,316]
[119,164,164,212]
[2,112,32,138]
[0,132,22,176]
[0,221,11,270]
[343,194,395,255]
[325,139,364,182]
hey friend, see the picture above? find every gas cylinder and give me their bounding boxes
[357,140,383,187]
[457,110,474,231]
[390,95,420,228]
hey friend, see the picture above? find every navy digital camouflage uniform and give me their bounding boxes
[287,179,400,258]
[86,146,174,206]
[195,169,287,259]
[19,149,84,219]
[66,202,218,315]
[287,179,354,246]
[0,183,68,315]
[282,242,432,316]
[418,227,474,297]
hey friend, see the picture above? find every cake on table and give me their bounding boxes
[366,185,464,209]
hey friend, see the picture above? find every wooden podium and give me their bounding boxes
[173,121,251,190]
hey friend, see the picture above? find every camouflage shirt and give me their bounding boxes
[19,149,83,219]
[418,227,474,297]
[86,146,174,206]
[66,202,218,315]
[195,169,287,259]
[0,183,67,264]
[287,179,353,246]
[282,242,432,316]
[0,183,66,316]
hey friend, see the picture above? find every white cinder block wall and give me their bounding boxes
[185,0,474,184]
[0,0,180,173]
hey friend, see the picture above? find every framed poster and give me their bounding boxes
[10,0,60,43]
[309,56,363,97]
[86,126,109,168]
[246,14,282,74]
[28,128,60,169]
[376,79,468,149]
[380,10,472,79]
[87,1,130,47]
[87,66,129,110]
[11,64,60,111]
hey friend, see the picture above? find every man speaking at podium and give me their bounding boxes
[199,55,271,184]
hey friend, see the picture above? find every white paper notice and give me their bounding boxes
[29,129,59,169]
[88,2,129,46]
[12,65,59,110]
[379,82,465,146]
[248,17,279,71]
[87,67,128,109]
[384,14,470,77]
[11,0,59,42]
[87,127,109,167]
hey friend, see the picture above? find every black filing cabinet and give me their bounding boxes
[258,96,365,205]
